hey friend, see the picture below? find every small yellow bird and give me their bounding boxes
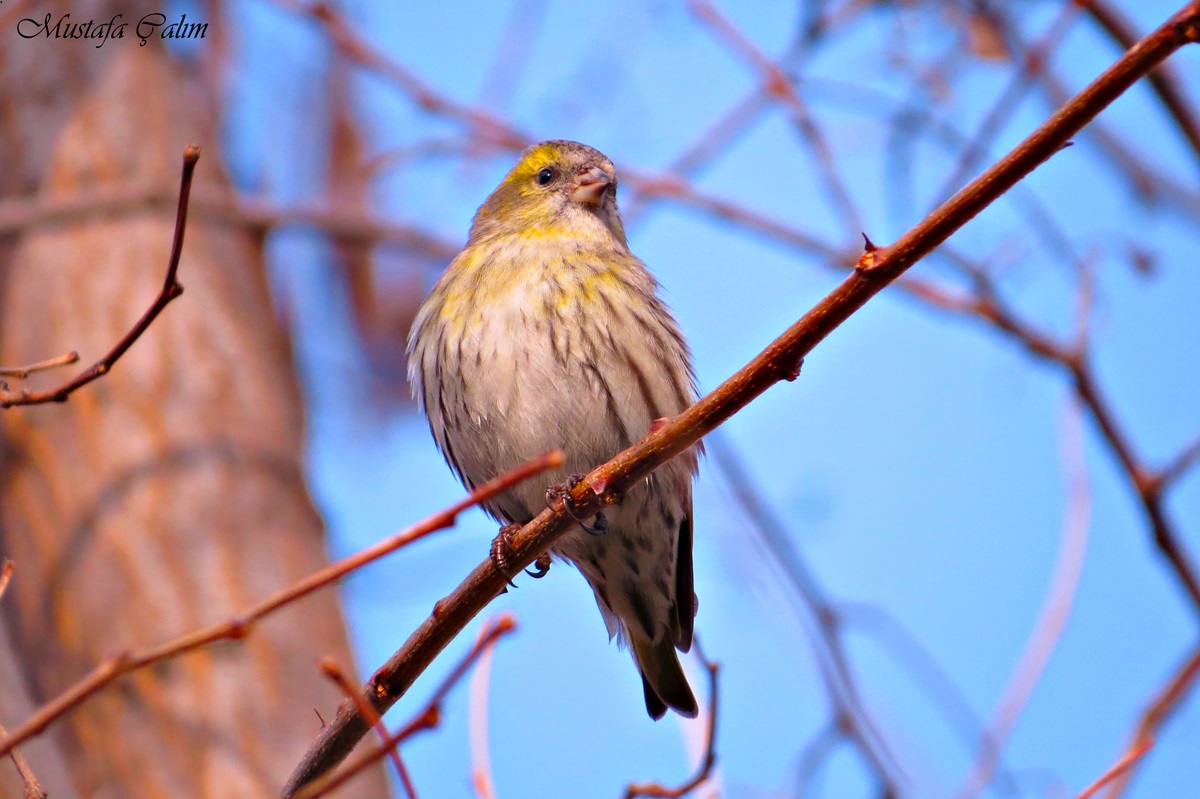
[408,140,699,718]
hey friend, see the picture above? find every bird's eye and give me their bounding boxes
[535,167,556,186]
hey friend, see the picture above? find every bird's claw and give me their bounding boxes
[525,553,552,579]
[546,473,608,536]
[490,524,522,588]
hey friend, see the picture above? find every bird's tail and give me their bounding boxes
[632,634,698,720]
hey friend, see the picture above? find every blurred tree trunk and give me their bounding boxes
[0,13,389,799]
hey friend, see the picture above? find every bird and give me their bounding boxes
[407,140,699,719]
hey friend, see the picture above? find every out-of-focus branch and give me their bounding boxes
[1102,643,1200,798]
[292,616,517,799]
[0,352,79,380]
[468,623,500,799]
[1074,0,1200,166]
[0,561,12,605]
[281,10,1200,791]
[622,650,720,799]
[0,187,459,262]
[0,721,45,799]
[0,559,43,799]
[0,452,560,760]
[689,0,863,239]
[957,401,1092,798]
[0,146,198,409]
[709,435,900,793]
[931,3,1081,204]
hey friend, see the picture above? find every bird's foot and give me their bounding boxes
[490,524,553,585]
[546,473,608,536]
[489,523,523,588]
[526,552,552,579]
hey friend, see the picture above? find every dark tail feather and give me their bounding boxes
[643,675,669,720]
[633,635,698,720]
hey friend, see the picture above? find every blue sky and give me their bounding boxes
[221,0,1200,795]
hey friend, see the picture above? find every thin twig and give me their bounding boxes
[468,621,501,799]
[956,400,1092,798]
[689,0,863,239]
[0,560,13,605]
[0,722,45,799]
[1074,0,1200,166]
[0,451,560,759]
[708,434,901,791]
[1076,739,1153,799]
[0,352,79,379]
[1102,643,1200,798]
[319,658,417,799]
[292,616,517,799]
[0,145,199,409]
[281,8,1200,791]
[0,187,459,262]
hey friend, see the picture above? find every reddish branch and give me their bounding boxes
[292,616,517,799]
[0,451,560,760]
[0,565,46,799]
[1080,739,1154,799]
[281,7,1200,793]
[0,560,12,605]
[320,659,418,799]
[0,146,198,409]
[1102,643,1200,798]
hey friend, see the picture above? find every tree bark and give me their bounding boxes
[0,32,389,799]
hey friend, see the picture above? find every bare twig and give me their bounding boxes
[0,451,560,759]
[709,434,901,792]
[1102,643,1200,797]
[957,401,1092,798]
[282,8,1200,791]
[0,352,79,379]
[1077,739,1153,799]
[932,3,1081,205]
[0,560,13,605]
[0,722,45,799]
[689,0,863,239]
[623,647,720,799]
[292,616,517,799]
[0,145,199,409]
[320,658,417,799]
[0,187,459,262]
[1074,0,1200,167]
[468,620,501,799]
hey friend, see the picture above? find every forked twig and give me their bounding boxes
[0,146,199,409]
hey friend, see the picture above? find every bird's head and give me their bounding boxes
[468,140,627,247]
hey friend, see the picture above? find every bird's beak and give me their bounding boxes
[572,166,612,206]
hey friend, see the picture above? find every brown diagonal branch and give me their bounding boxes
[281,7,1200,792]
[0,146,199,408]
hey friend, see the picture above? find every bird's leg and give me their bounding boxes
[489,524,522,588]
[490,524,553,584]
[546,473,608,536]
